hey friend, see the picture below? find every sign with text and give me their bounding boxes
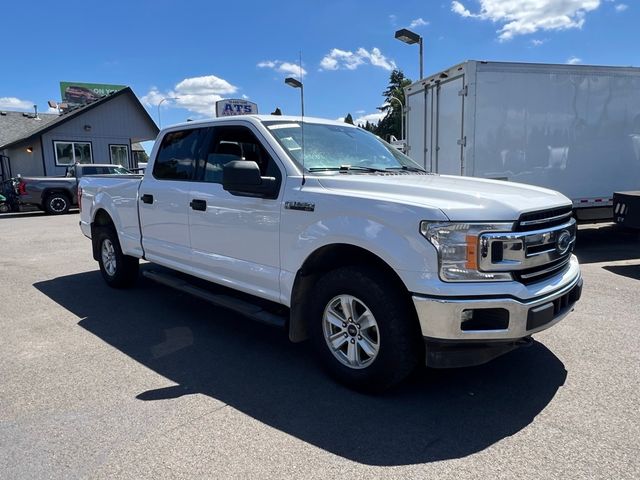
[60,82,126,106]
[216,99,258,117]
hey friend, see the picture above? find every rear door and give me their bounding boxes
[187,123,284,303]
[435,76,465,175]
[139,127,208,267]
[406,88,426,167]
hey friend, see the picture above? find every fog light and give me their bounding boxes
[461,310,474,321]
[461,308,509,331]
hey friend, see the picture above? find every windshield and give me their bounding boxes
[264,121,424,172]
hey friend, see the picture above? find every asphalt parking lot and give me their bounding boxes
[1,212,639,479]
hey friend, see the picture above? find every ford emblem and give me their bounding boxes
[556,230,572,255]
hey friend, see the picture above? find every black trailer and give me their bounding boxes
[613,191,640,229]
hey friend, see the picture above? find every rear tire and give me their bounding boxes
[310,266,422,392]
[44,193,70,215]
[0,204,9,214]
[95,227,139,288]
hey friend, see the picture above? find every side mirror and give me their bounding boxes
[222,160,278,198]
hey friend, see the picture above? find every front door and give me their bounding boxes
[188,123,283,303]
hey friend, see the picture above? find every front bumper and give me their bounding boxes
[412,263,582,367]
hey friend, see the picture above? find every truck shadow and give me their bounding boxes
[34,268,567,466]
[575,224,640,264]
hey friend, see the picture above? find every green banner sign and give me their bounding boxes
[59,81,126,106]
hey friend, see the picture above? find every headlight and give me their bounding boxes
[420,221,514,282]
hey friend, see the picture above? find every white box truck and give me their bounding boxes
[404,61,640,221]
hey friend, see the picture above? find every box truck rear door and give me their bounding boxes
[435,76,464,176]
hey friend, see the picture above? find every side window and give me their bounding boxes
[82,167,99,175]
[153,128,207,181]
[199,125,282,188]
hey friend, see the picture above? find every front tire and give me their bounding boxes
[44,193,70,215]
[310,266,422,392]
[95,227,139,288]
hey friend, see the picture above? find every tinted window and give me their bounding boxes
[153,128,207,180]
[198,125,281,187]
[81,167,99,175]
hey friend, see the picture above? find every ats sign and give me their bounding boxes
[216,99,258,117]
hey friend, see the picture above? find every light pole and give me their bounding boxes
[386,96,404,141]
[284,77,304,117]
[284,77,306,183]
[157,97,179,128]
[395,28,423,80]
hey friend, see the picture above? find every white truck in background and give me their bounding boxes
[78,115,582,391]
[404,61,640,222]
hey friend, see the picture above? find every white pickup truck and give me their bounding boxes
[79,115,582,391]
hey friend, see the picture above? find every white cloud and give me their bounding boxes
[531,38,546,46]
[0,97,34,111]
[257,60,306,78]
[615,3,628,12]
[451,1,473,17]
[567,56,582,64]
[355,112,385,126]
[319,47,396,71]
[450,0,602,41]
[409,17,429,28]
[141,74,239,116]
[389,14,398,25]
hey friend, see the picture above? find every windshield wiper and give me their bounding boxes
[309,165,387,173]
[385,165,427,173]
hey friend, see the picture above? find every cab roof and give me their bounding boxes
[161,115,356,131]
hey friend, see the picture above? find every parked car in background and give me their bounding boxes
[17,163,131,214]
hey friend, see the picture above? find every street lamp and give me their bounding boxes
[284,77,304,117]
[157,96,179,128]
[386,96,404,141]
[395,28,423,80]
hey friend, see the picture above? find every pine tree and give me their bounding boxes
[374,70,412,140]
[344,113,354,125]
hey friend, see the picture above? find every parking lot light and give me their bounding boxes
[395,28,424,80]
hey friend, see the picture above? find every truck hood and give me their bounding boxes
[316,173,571,221]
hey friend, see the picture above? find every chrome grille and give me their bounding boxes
[516,206,573,232]
[479,209,576,285]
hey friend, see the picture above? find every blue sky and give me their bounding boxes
[1,0,637,129]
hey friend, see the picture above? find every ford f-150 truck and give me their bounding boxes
[17,163,130,214]
[79,115,582,391]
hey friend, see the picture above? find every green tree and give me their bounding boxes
[344,113,354,125]
[374,69,412,141]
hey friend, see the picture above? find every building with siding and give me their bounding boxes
[0,87,158,179]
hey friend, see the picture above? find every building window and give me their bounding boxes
[110,144,129,168]
[54,141,92,166]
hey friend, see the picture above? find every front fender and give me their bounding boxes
[280,214,439,303]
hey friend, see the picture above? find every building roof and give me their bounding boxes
[0,111,60,147]
[0,87,158,149]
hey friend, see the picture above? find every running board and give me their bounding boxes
[142,270,287,329]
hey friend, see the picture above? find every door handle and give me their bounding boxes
[141,194,154,204]
[190,199,207,211]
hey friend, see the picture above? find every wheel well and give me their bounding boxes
[43,189,71,200]
[289,244,413,342]
[90,209,115,260]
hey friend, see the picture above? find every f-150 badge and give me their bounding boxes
[285,201,315,212]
